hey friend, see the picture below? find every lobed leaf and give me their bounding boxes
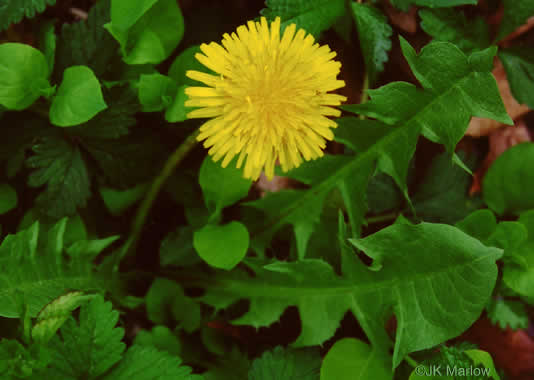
[54,0,119,79]
[101,345,203,380]
[351,3,392,84]
[201,221,501,368]
[499,48,534,109]
[261,0,345,38]
[390,0,477,11]
[0,0,56,31]
[45,295,126,378]
[245,40,508,260]
[27,135,91,218]
[419,8,490,53]
[249,346,321,380]
[0,220,113,318]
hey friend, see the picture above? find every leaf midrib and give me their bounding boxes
[214,247,499,300]
[251,70,479,240]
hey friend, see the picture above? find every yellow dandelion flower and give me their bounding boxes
[185,16,347,180]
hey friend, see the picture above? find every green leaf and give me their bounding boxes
[31,291,94,344]
[349,222,501,367]
[390,0,476,11]
[80,128,167,189]
[486,298,528,330]
[160,226,201,267]
[351,3,392,84]
[199,156,252,216]
[201,222,501,368]
[502,210,534,297]
[345,41,511,152]
[99,184,147,216]
[38,20,56,73]
[134,326,182,356]
[464,350,501,380]
[0,220,112,318]
[203,348,250,380]
[66,236,120,260]
[320,338,391,380]
[165,85,190,123]
[168,46,205,86]
[261,0,345,38]
[495,0,534,41]
[105,0,185,64]
[27,135,91,218]
[69,84,139,140]
[0,183,17,214]
[0,339,52,378]
[50,65,108,127]
[145,278,201,332]
[419,8,490,53]
[0,43,52,110]
[0,0,56,31]
[409,344,495,380]
[138,73,178,112]
[455,209,498,242]
[249,346,320,380]
[499,48,534,109]
[46,295,125,379]
[412,151,482,223]
[102,345,202,380]
[194,222,249,270]
[483,143,534,215]
[250,39,509,259]
[146,278,180,324]
[367,173,403,214]
[108,0,158,31]
[18,209,88,246]
[54,0,119,79]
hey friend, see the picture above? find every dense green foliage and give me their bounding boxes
[1,0,534,379]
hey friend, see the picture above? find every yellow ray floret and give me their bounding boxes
[185,16,347,181]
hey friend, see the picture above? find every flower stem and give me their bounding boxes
[114,129,199,270]
[404,355,419,368]
[366,211,399,225]
[360,74,369,109]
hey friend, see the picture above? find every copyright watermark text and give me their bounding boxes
[415,364,491,377]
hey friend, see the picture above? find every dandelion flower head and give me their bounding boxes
[185,17,347,180]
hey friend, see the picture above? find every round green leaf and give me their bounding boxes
[483,143,534,215]
[50,65,107,127]
[199,156,252,214]
[137,73,177,112]
[320,338,391,380]
[168,45,205,86]
[193,222,249,270]
[106,0,184,65]
[0,43,52,110]
[0,184,17,214]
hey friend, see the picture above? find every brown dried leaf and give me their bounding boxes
[462,317,534,379]
[384,1,417,34]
